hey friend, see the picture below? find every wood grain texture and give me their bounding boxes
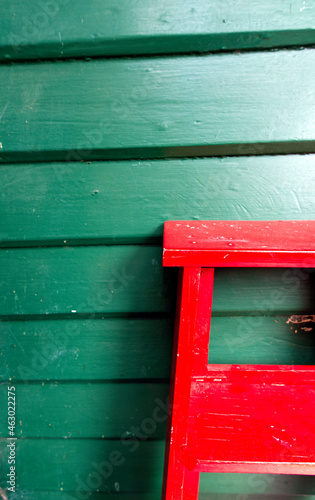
[0,245,175,316]
[0,439,165,493]
[1,316,314,382]
[0,50,314,163]
[0,0,314,61]
[1,246,315,317]
[0,383,169,438]
[1,155,315,247]
[0,318,173,381]
[1,439,315,494]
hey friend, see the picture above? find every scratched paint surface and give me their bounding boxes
[0,51,315,162]
[0,0,314,60]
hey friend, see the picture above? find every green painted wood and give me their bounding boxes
[1,316,314,381]
[0,0,314,61]
[0,246,175,317]
[200,473,315,496]
[0,318,172,381]
[1,155,315,247]
[209,315,315,365]
[0,50,315,163]
[0,494,161,500]
[1,439,315,494]
[0,383,169,438]
[0,246,314,317]
[0,439,164,493]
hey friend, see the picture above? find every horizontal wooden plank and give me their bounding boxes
[0,50,315,163]
[0,383,169,438]
[209,316,315,366]
[0,246,315,317]
[1,439,315,494]
[163,220,315,267]
[0,246,175,317]
[1,316,314,382]
[0,439,164,493]
[1,0,314,61]
[200,473,315,496]
[164,220,315,253]
[0,318,172,381]
[1,155,315,247]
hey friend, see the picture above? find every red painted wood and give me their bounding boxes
[193,268,214,375]
[161,220,315,500]
[187,365,315,474]
[161,268,214,500]
[163,220,315,267]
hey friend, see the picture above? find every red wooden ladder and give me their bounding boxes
[161,220,315,500]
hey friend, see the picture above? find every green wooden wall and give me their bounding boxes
[0,1,315,499]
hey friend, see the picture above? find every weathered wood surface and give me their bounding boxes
[0,246,174,316]
[1,316,314,382]
[0,0,314,61]
[0,318,172,380]
[189,367,315,474]
[0,51,315,163]
[163,220,315,267]
[1,155,315,247]
[1,439,315,494]
[0,246,314,317]
[0,383,169,438]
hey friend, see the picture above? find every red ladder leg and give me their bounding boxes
[183,469,200,499]
[161,267,214,499]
